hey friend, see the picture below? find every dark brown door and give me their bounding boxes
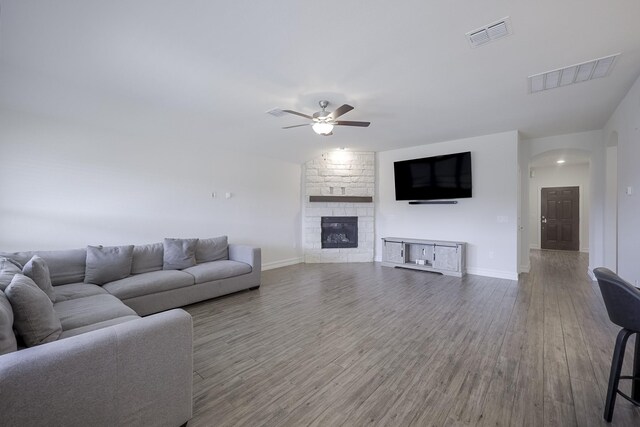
[541,186,579,251]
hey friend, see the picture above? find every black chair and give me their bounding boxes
[593,267,640,422]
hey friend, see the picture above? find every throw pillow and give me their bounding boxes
[22,255,56,302]
[84,245,134,285]
[5,274,62,347]
[0,257,22,292]
[131,242,164,274]
[163,238,198,270]
[0,291,18,355]
[196,236,229,263]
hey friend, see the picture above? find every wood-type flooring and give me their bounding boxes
[185,250,640,426]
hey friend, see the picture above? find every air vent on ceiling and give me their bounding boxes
[266,108,286,117]
[528,53,620,94]
[466,17,512,48]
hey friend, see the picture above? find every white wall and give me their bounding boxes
[0,109,303,269]
[518,134,531,273]
[375,131,519,280]
[604,74,640,285]
[604,144,618,271]
[528,163,590,252]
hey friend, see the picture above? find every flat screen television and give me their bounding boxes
[394,151,472,201]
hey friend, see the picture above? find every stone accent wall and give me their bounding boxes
[304,151,375,263]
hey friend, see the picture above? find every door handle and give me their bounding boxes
[541,217,547,224]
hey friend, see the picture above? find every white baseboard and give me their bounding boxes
[529,244,540,250]
[262,257,304,271]
[466,267,519,281]
[587,267,597,281]
[519,263,530,274]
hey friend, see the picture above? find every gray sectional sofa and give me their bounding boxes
[0,236,261,427]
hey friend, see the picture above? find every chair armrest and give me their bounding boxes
[0,309,193,427]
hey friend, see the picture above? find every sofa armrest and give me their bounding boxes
[228,244,261,270]
[0,309,193,427]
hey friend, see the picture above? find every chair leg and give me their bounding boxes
[604,329,634,422]
[632,334,640,401]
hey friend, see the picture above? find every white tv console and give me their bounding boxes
[381,237,466,277]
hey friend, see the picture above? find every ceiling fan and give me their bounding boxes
[279,100,371,136]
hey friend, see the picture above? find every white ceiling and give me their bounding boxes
[529,149,591,168]
[1,1,639,164]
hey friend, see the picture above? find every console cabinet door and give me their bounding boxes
[433,245,459,272]
[384,241,406,264]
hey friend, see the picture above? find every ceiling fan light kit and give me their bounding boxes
[312,122,334,135]
[273,100,371,136]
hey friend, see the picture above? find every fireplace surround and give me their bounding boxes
[303,151,374,263]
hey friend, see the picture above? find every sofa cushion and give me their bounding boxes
[102,270,195,300]
[131,242,163,274]
[0,249,87,286]
[5,274,62,347]
[196,236,229,263]
[0,257,22,292]
[22,255,56,302]
[183,260,252,283]
[54,294,138,331]
[84,245,134,285]
[53,283,108,302]
[1,257,23,269]
[0,291,17,355]
[58,315,140,339]
[163,238,198,270]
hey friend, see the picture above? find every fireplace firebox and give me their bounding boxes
[321,216,358,249]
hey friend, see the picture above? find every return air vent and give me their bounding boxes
[528,53,620,94]
[466,17,512,48]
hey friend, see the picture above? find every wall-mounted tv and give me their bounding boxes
[394,151,472,201]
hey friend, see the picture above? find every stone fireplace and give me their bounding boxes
[303,151,374,263]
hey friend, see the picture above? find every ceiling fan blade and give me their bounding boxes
[329,104,354,120]
[334,120,371,127]
[282,110,313,120]
[282,123,311,129]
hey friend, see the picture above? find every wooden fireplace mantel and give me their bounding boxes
[309,196,373,203]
